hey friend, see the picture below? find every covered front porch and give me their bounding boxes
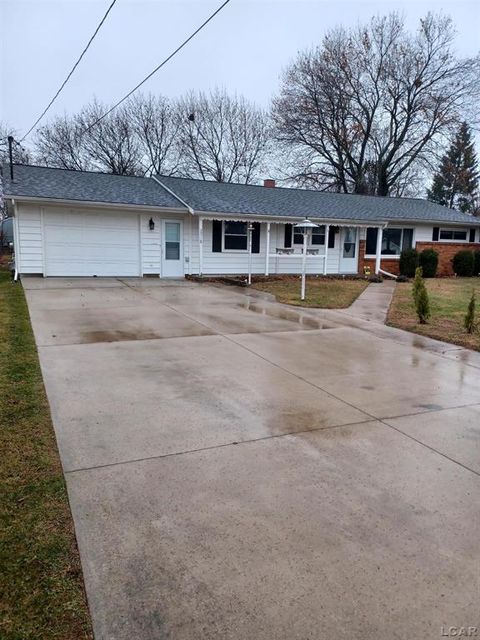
[193,216,385,277]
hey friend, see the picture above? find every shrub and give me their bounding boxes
[368,274,383,283]
[419,248,438,278]
[464,291,478,334]
[474,250,480,276]
[396,274,409,283]
[399,248,419,278]
[412,267,430,324]
[452,250,475,277]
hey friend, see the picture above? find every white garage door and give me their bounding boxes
[44,210,141,276]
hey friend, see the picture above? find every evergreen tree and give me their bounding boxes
[427,122,479,213]
[413,267,431,324]
[464,291,477,334]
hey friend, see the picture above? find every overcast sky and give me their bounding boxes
[1,0,479,145]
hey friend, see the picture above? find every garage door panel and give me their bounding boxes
[44,211,141,277]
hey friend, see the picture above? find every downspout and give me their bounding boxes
[375,223,397,279]
[11,199,19,281]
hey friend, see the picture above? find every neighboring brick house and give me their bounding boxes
[2,163,480,278]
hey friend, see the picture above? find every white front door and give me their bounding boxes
[161,220,183,277]
[339,227,358,273]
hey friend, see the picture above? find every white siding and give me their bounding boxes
[140,213,161,274]
[16,204,44,274]
[187,221,342,275]
[414,225,435,243]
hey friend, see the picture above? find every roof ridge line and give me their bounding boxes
[156,173,435,205]
[2,162,151,180]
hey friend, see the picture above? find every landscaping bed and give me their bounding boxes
[0,270,92,639]
[387,277,480,351]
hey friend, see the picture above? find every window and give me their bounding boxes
[402,228,413,251]
[165,222,180,260]
[342,227,356,258]
[312,226,326,245]
[293,226,326,246]
[224,221,248,250]
[365,227,414,256]
[382,228,402,255]
[293,228,304,244]
[439,228,468,241]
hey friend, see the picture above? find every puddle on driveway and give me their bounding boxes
[237,301,335,330]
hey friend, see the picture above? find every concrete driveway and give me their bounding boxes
[24,277,480,640]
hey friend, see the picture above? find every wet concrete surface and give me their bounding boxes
[340,279,395,323]
[22,277,480,640]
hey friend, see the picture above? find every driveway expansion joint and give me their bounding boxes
[64,417,376,475]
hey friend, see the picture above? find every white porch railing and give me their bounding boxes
[267,252,327,275]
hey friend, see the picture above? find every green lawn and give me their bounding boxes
[252,276,369,308]
[387,277,480,351]
[0,270,93,639]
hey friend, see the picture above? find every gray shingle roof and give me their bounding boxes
[1,164,181,209]
[2,163,479,226]
[158,175,480,226]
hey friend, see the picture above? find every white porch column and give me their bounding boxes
[323,224,329,275]
[198,216,204,276]
[265,222,271,276]
[375,226,383,274]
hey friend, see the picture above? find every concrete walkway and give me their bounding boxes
[340,279,396,324]
[23,277,480,640]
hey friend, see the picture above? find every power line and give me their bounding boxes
[20,0,118,142]
[78,0,232,138]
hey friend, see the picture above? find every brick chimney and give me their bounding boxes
[263,179,276,188]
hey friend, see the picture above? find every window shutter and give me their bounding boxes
[284,224,292,248]
[469,228,476,243]
[252,222,261,253]
[365,228,378,255]
[328,226,338,249]
[212,220,222,252]
[432,227,439,241]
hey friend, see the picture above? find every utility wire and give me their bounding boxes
[20,0,119,142]
[78,0,232,138]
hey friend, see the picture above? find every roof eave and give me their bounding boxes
[192,209,387,226]
[3,194,189,214]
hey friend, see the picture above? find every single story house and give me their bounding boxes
[2,163,480,279]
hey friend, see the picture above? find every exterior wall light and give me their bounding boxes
[149,218,155,231]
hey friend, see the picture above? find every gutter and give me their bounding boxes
[2,194,188,215]
[151,176,195,215]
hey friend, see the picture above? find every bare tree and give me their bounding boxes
[34,95,181,176]
[273,13,480,196]
[175,89,271,183]
[128,94,180,175]
[77,100,142,175]
[35,115,90,170]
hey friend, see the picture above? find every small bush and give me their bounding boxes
[412,267,430,324]
[474,250,480,276]
[464,291,478,334]
[452,250,475,277]
[419,248,438,278]
[399,248,419,278]
[396,274,409,283]
[368,274,383,283]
